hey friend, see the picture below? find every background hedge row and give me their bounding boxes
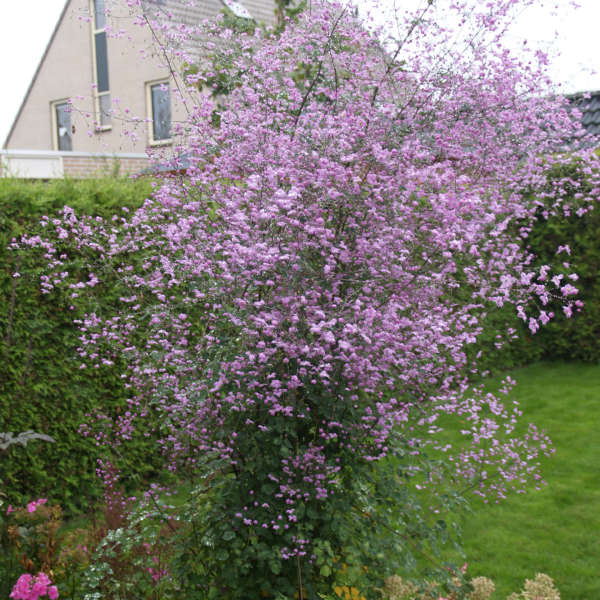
[1,168,598,513]
[473,163,600,372]
[0,177,155,513]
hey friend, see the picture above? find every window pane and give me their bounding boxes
[94,0,106,29]
[95,32,109,93]
[55,103,72,151]
[99,94,111,127]
[151,84,171,141]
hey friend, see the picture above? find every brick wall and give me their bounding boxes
[1,151,152,179]
[62,155,150,178]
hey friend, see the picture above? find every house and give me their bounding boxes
[0,0,276,178]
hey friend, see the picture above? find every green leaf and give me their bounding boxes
[269,557,282,574]
[320,564,332,577]
[216,548,229,561]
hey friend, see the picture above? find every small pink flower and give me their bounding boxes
[32,580,49,598]
[9,574,33,600]
[48,586,59,600]
[26,498,47,514]
[35,572,51,587]
[6,504,14,515]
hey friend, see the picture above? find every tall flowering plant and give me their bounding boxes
[19,0,598,596]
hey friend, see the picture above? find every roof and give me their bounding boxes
[141,0,276,66]
[142,0,274,28]
[143,0,231,24]
[568,91,600,137]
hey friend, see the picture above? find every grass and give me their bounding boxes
[444,362,600,599]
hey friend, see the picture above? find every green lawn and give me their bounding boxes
[449,363,600,599]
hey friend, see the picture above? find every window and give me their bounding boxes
[99,94,111,125]
[147,81,171,144]
[91,0,110,128]
[53,101,72,151]
[93,0,106,28]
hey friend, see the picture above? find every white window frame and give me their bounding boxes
[90,0,111,131]
[51,99,73,151]
[146,79,172,146]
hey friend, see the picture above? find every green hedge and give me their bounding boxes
[472,162,600,372]
[0,177,155,513]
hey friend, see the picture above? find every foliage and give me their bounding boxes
[1,434,55,598]
[0,497,88,599]
[166,437,467,598]
[522,163,600,362]
[79,494,179,600]
[15,0,600,596]
[0,177,154,513]
[2,479,176,599]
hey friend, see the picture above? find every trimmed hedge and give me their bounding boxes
[472,162,600,372]
[0,177,155,513]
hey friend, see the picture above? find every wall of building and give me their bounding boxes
[62,154,150,177]
[0,149,149,179]
[5,0,189,154]
[5,0,277,156]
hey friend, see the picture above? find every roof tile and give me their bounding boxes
[142,0,274,25]
[569,91,600,139]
